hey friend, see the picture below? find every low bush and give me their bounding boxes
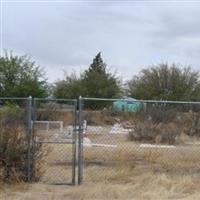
[0,104,46,183]
[84,109,137,126]
[136,106,177,124]
[0,125,27,182]
[129,105,200,144]
[0,103,28,182]
[187,113,200,136]
[128,122,180,144]
[129,106,182,144]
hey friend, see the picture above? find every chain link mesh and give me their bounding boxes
[32,99,77,184]
[81,98,200,184]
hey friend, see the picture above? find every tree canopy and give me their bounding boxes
[53,71,84,99]
[53,52,121,99]
[83,52,121,98]
[127,63,200,101]
[3,51,200,102]
[0,52,48,97]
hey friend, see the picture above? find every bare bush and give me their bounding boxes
[128,107,182,144]
[187,113,200,136]
[36,102,60,121]
[137,106,177,124]
[129,122,179,144]
[84,109,137,126]
[0,125,27,182]
[0,104,48,183]
[129,105,200,144]
[31,143,52,182]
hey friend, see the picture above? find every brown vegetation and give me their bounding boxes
[0,104,50,183]
[129,107,200,144]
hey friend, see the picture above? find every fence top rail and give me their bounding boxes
[33,98,77,102]
[82,97,200,105]
[0,97,77,102]
[0,97,29,100]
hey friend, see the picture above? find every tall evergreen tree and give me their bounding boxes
[83,52,121,98]
[53,52,121,101]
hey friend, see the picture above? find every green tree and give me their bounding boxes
[53,71,85,99]
[53,52,121,100]
[0,52,48,97]
[83,52,121,98]
[127,63,200,101]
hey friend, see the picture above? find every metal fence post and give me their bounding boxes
[72,100,77,185]
[27,96,32,182]
[78,96,83,185]
[31,98,37,181]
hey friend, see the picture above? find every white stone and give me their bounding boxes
[83,137,92,147]
[109,123,129,134]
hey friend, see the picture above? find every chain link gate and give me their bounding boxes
[31,98,77,185]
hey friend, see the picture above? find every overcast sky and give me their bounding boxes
[2,1,200,82]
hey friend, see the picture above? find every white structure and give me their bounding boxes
[32,121,63,132]
[139,144,176,149]
[109,123,130,134]
[83,137,117,148]
[83,120,87,134]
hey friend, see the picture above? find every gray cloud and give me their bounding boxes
[2,1,200,82]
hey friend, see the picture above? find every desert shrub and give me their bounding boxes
[35,101,75,126]
[186,113,200,136]
[84,108,137,126]
[31,142,52,182]
[35,102,60,121]
[101,109,122,125]
[129,105,200,144]
[0,104,47,183]
[0,103,28,182]
[83,110,116,125]
[83,111,108,125]
[128,122,180,144]
[128,106,181,144]
[83,100,113,110]
[136,105,177,124]
[128,121,157,142]
[0,125,28,182]
[102,109,136,122]
[155,122,180,144]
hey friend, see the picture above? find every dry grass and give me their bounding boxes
[84,134,200,172]
[35,144,73,183]
[35,133,200,183]
[2,133,200,199]
[2,168,200,200]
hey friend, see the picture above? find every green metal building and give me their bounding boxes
[113,98,143,112]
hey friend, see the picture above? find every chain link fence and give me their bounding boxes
[2,96,200,185]
[0,97,77,185]
[32,98,77,185]
[79,98,200,184]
